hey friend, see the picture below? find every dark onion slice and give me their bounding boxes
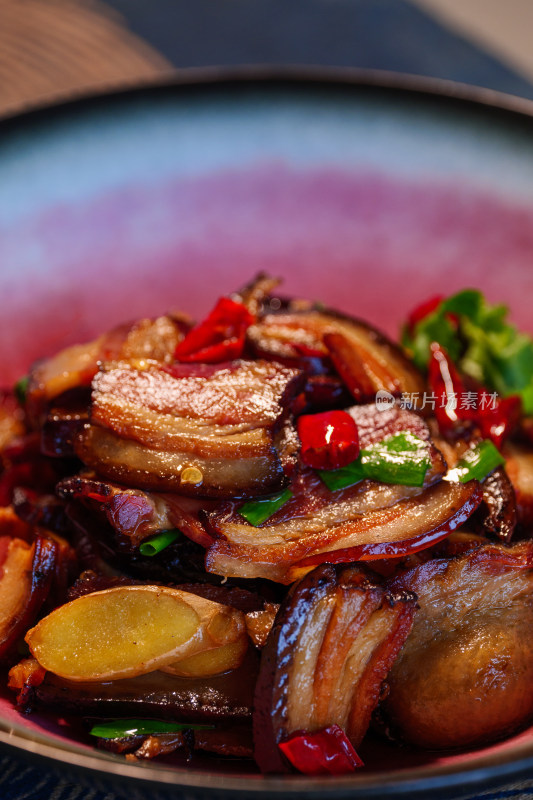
[14,648,259,722]
[253,564,416,773]
[478,466,517,543]
[384,542,533,749]
[64,502,219,587]
[98,723,253,760]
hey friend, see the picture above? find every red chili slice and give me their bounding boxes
[429,344,520,445]
[297,410,359,470]
[279,725,364,775]
[477,392,522,448]
[406,295,444,333]
[175,297,255,363]
[428,343,473,433]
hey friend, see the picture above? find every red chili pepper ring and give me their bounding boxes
[297,410,359,470]
[175,296,255,363]
[278,724,364,775]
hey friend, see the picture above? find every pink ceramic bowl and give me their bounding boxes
[1,69,533,798]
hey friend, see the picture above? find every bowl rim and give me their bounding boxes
[3,64,533,796]
[3,63,533,131]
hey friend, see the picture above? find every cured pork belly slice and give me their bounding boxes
[0,535,58,661]
[26,315,187,423]
[348,404,438,449]
[204,405,465,584]
[247,310,425,402]
[503,443,533,529]
[253,564,416,773]
[92,360,302,429]
[383,542,533,748]
[77,360,303,498]
[206,478,482,583]
[75,425,286,499]
[57,474,214,549]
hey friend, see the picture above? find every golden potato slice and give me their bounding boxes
[25,585,245,682]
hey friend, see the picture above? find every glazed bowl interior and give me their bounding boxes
[2,72,533,798]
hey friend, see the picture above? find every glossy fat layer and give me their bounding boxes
[253,564,416,773]
[78,360,303,498]
[249,310,425,400]
[93,360,301,426]
[206,479,482,583]
[76,424,286,498]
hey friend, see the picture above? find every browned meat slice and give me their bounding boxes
[504,443,533,529]
[76,360,304,499]
[253,564,416,773]
[383,542,533,748]
[26,315,188,423]
[247,309,425,403]
[57,473,214,549]
[206,474,482,584]
[0,534,58,661]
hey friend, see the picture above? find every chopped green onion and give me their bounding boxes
[359,432,432,486]
[449,440,505,484]
[402,289,533,414]
[89,719,213,739]
[138,529,181,556]
[14,376,29,405]
[318,459,366,492]
[319,432,431,492]
[239,488,293,526]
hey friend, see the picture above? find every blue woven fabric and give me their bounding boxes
[0,751,124,800]
[107,0,533,99]
[3,750,533,800]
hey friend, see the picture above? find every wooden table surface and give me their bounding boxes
[0,0,170,115]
